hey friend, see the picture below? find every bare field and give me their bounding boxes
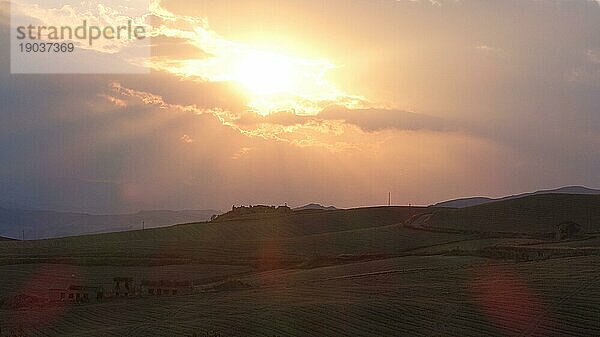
[0,263,252,299]
[1,204,599,336]
[1,256,598,336]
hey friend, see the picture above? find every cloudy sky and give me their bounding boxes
[0,0,599,213]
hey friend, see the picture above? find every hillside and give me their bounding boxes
[0,208,218,239]
[434,186,600,208]
[294,203,338,211]
[421,193,600,234]
[0,207,435,267]
[0,202,599,336]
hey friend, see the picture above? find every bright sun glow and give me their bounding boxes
[233,52,299,96]
[228,50,351,115]
[148,20,358,115]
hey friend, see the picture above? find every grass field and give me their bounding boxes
[421,194,600,234]
[0,200,599,336]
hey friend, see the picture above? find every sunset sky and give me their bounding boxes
[0,0,599,213]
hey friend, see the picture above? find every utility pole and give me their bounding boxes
[22,229,25,241]
[388,192,391,206]
[142,220,145,231]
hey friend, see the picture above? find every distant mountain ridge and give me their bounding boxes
[294,203,338,211]
[421,193,600,234]
[433,186,600,208]
[0,208,219,240]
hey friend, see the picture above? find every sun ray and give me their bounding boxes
[145,6,360,115]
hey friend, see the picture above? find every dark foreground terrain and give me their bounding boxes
[1,194,599,336]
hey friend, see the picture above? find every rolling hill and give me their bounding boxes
[0,206,433,267]
[423,193,600,234]
[0,198,599,336]
[433,186,600,208]
[293,203,338,211]
[0,208,219,240]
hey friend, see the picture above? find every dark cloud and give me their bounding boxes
[115,72,247,112]
[150,36,210,59]
[234,111,310,126]
[228,106,454,134]
[318,106,454,132]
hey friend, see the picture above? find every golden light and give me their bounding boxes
[148,20,356,115]
[228,50,350,115]
[233,52,299,96]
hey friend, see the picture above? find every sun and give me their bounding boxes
[153,39,349,115]
[232,52,300,96]
[228,50,347,115]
